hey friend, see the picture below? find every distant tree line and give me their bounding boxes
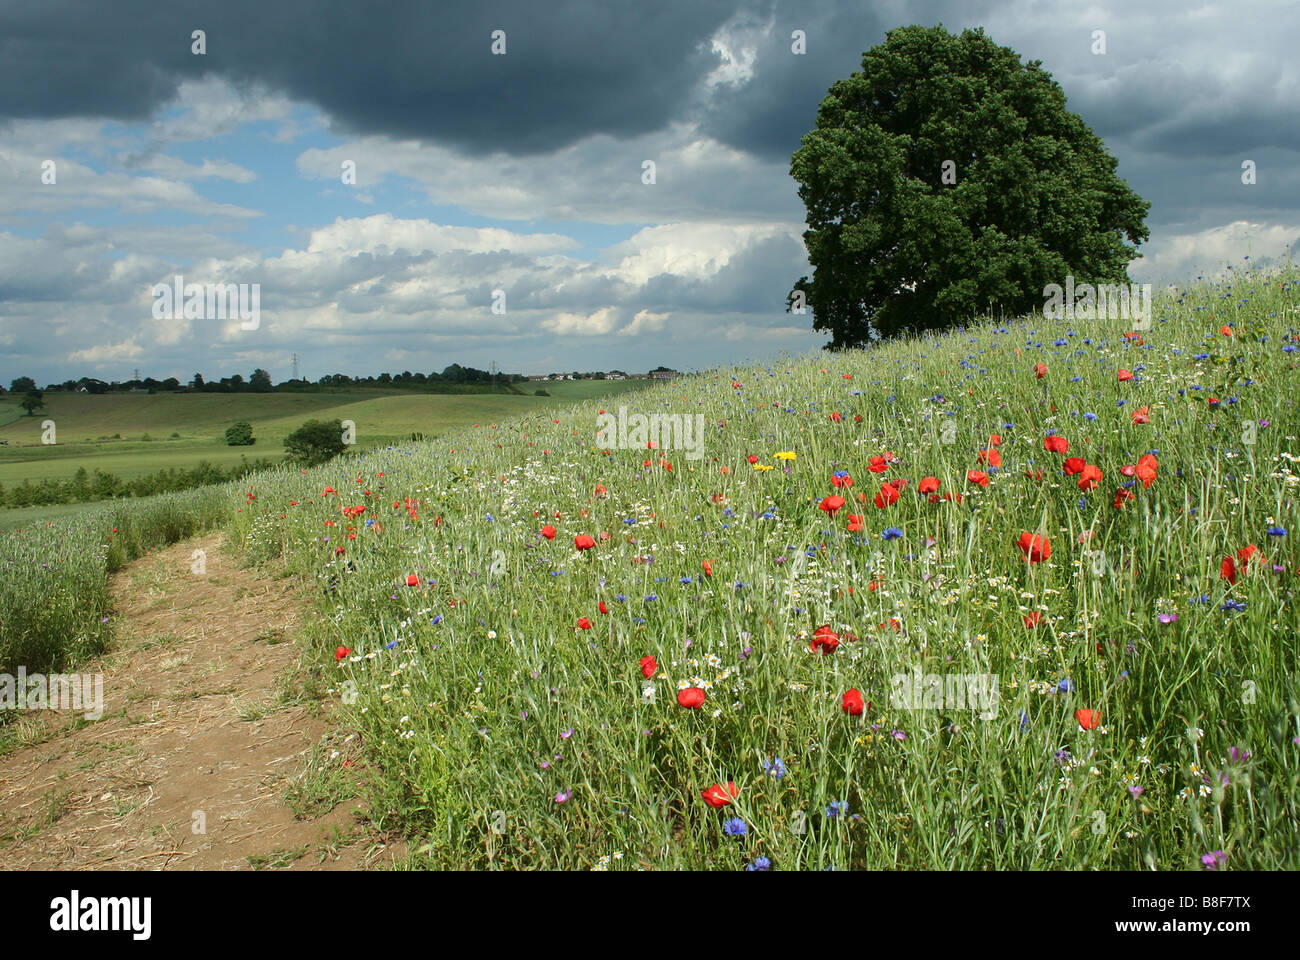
[3,364,532,396]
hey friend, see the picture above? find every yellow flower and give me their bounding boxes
[775,451,797,460]
[754,464,774,471]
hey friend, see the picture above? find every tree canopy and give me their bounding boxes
[788,24,1150,348]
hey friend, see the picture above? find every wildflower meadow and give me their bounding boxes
[178,268,1295,870]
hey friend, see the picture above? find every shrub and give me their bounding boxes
[225,421,255,446]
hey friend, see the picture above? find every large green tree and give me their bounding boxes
[788,25,1150,348]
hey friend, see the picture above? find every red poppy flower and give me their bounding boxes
[335,646,351,661]
[1063,457,1086,476]
[1220,324,1233,336]
[405,574,420,587]
[810,625,840,655]
[1131,406,1151,424]
[831,472,854,487]
[966,470,990,487]
[1043,435,1069,454]
[829,412,843,423]
[640,656,657,678]
[1017,532,1051,563]
[842,688,866,716]
[1034,363,1046,378]
[1077,464,1104,491]
[677,687,706,709]
[867,456,889,473]
[1136,454,1158,489]
[1023,611,1043,629]
[702,560,713,578]
[977,448,1002,468]
[919,476,940,495]
[1113,488,1134,509]
[747,455,759,464]
[540,525,556,539]
[1236,544,1260,566]
[599,600,609,615]
[819,495,847,516]
[574,534,596,550]
[1076,708,1101,730]
[874,483,900,508]
[1025,470,1044,481]
[846,514,864,532]
[577,617,592,630]
[701,782,738,808]
[1220,556,1237,584]
[1118,368,1133,381]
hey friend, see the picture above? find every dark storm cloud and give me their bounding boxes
[0,0,737,155]
[695,0,1000,162]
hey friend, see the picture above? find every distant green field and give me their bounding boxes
[0,380,654,489]
[0,499,107,533]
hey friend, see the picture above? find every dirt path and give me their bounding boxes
[0,532,404,870]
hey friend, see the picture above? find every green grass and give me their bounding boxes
[0,500,110,533]
[0,382,654,484]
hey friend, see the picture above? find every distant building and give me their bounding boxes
[649,367,678,379]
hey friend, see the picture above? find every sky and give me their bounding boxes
[1,0,1297,386]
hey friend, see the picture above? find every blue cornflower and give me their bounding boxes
[1267,526,1286,537]
[722,817,747,837]
[1084,412,1097,421]
[431,615,443,625]
[762,757,787,780]
[825,801,849,819]
[745,857,772,871]
[882,527,904,540]
[1058,678,1074,693]
[1221,599,1246,612]
[680,576,693,585]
